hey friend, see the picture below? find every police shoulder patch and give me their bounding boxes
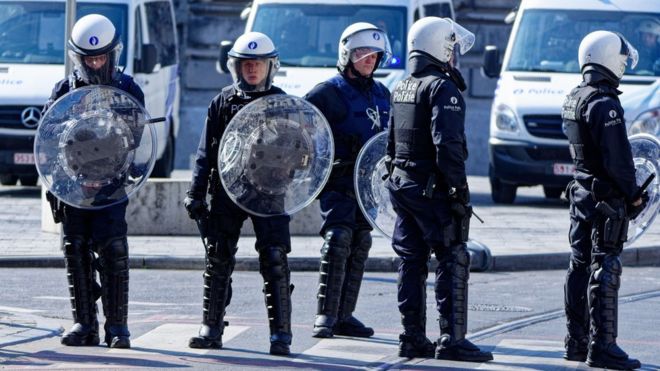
[392,78,420,104]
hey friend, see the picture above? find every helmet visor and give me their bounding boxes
[617,33,639,69]
[446,19,475,55]
[346,29,393,68]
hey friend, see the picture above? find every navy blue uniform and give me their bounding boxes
[187,85,294,347]
[43,73,144,347]
[561,69,641,364]
[386,56,491,361]
[304,74,389,336]
[387,56,468,322]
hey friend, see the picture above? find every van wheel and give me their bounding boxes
[543,186,563,199]
[0,174,18,186]
[19,176,38,186]
[490,175,517,204]
[151,133,174,178]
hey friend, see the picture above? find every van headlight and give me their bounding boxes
[494,104,520,133]
[628,108,659,137]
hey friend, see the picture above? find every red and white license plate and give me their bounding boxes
[13,153,35,165]
[553,163,576,176]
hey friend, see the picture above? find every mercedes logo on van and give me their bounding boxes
[21,107,41,128]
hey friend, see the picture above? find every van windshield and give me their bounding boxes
[0,2,127,65]
[507,9,660,77]
[252,4,407,69]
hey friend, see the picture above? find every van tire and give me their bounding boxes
[151,132,174,178]
[490,175,517,204]
[0,174,18,186]
[19,176,38,186]
[543,186,563,199]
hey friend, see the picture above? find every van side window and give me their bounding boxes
[423,4,452,18]
[145,1,177,67]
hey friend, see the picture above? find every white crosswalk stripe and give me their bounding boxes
[295,334,399,367]
[478,339,581,370]
[109,323,250,355]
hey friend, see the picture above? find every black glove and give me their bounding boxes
[381,156,393,180]
[184,196,208,220]
[45,190,65,224]
[628,191,649,220]
[449,184,470,205]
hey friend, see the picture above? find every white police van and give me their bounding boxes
[0,0,180,185]
[227,0,454,96]
[482,0,660,203]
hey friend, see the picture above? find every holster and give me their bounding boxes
[46,191,65,224]
[595,199,628,250]
[444,202,471,246]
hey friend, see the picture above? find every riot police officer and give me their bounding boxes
[43,14,144,349]
[385,17,492,362]
[304,22,391,339]
[562,31,647,370]
[183,32,294,356]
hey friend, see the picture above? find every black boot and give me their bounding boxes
[313,227,351,338]
[399,311,435,358]
[334,230,374,338]
[61,236,100,346]
[189,235,235,349]
[586,254,641,370]
[97,237,130,349]
[564,257,591,362]
[260,245,293,356]
[434,244,492,362]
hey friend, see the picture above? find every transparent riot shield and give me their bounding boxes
[35,86,157,209]
[626,134,660,246]
[354,131,397,238]
[218,95,334,217]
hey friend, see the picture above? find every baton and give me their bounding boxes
[632,173,656,201]
[194,215,209,250]
[472,208,485,224]
[145,117,167,124]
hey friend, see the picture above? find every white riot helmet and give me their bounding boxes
[68,14,122,85]
[337,22,392,74]
[227,32,280,93]
[578,30,638,80]
[407,17,475,64]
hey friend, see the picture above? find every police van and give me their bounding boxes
[482,0,660,203]
[228,0,454,97]
[0,0,180,185]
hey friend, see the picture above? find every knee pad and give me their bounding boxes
[352,229,372,256]
[63,235,87,256]
[97,237,129,272]
[321,226,352,258]
[593,254,621,290]
[259,245,289,281]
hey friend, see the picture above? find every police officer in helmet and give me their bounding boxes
[304,22,391,339]
[562,30,647,369]
[184,32,294,356]
[386,17,492,362]
[43,14,144,348]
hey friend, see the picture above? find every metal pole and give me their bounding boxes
[64,0,76,77]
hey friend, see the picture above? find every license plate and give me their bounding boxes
[13,153,35,165]
[553,163,575,176]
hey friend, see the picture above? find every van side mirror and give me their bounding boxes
[482,45,501,79]
[135,44,158,73]
[217,40,233,74]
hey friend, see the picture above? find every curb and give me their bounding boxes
[1,245,658,272]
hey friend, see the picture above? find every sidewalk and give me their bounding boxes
[1,176,658,272]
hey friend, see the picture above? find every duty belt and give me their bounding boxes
[391,167,447,192]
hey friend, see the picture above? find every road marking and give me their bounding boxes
[295,334,399,367]
[0,305,45,314]
[33,296,194,307]
[109,323,249,355]
[480,339,580,370]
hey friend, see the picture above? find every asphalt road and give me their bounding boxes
[2,268,660,370]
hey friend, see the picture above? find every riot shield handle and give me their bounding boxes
[146,117,166,124]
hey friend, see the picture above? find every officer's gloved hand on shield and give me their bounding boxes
[184,196,209,220]
[628,191,649,220]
